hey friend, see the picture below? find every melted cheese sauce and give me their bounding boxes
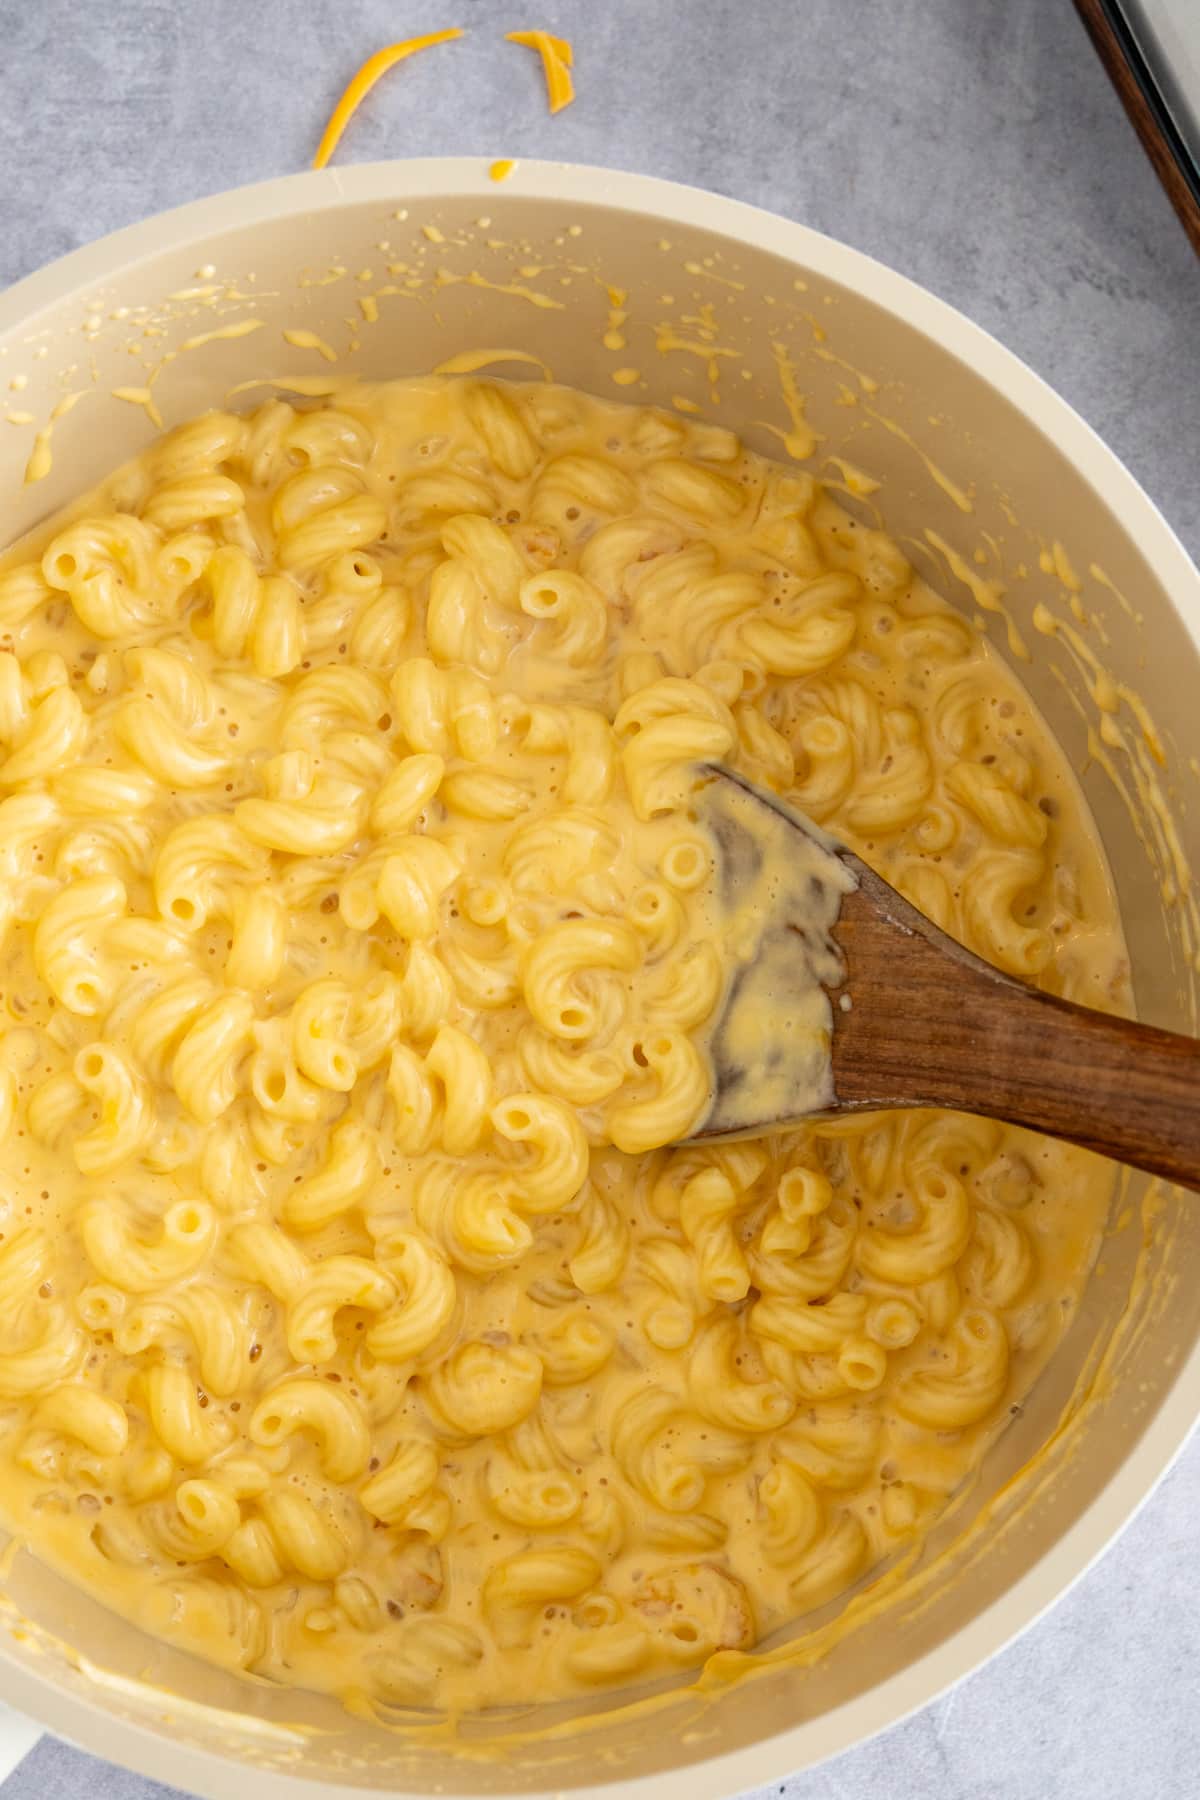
[0,375,1126,1714]
[699,773,856,1133]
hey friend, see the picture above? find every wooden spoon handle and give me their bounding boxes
[832,871,1200,1190]
[963,988,1200,1184]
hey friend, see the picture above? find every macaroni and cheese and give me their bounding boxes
[0,375,1126,1711]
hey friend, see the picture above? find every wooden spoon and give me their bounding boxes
[693,767,1200,1190]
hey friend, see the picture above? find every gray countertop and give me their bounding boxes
[0,1,1197,1796]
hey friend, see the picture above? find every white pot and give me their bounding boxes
[0,159,1196,1800]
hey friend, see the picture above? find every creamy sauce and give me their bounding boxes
[769,341,817,459]
[281,327,339,363]
[865,408,974,515]
[433,347,551,378]
[0,374,1126,1720]
[698,774,856,1132]
[24,390,85,484]
[433,267,564,311]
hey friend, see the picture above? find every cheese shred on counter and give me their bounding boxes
[312,30,465,169]
[506,29,575,113]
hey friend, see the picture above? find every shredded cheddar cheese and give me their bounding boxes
[506,29,575,113]
[312,29,465,169]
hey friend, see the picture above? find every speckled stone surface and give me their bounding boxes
[0,1,1197,1796]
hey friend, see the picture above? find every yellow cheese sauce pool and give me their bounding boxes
[0,373,1127,1713]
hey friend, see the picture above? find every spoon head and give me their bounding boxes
[690,767,859,1140]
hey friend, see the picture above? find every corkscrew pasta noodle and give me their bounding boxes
[0,374,1126,1712]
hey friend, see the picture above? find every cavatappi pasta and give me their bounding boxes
[0,376,1126,1711]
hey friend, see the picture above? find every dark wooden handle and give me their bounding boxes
[832,864,1200,1191]
[1073,0,1200,257]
